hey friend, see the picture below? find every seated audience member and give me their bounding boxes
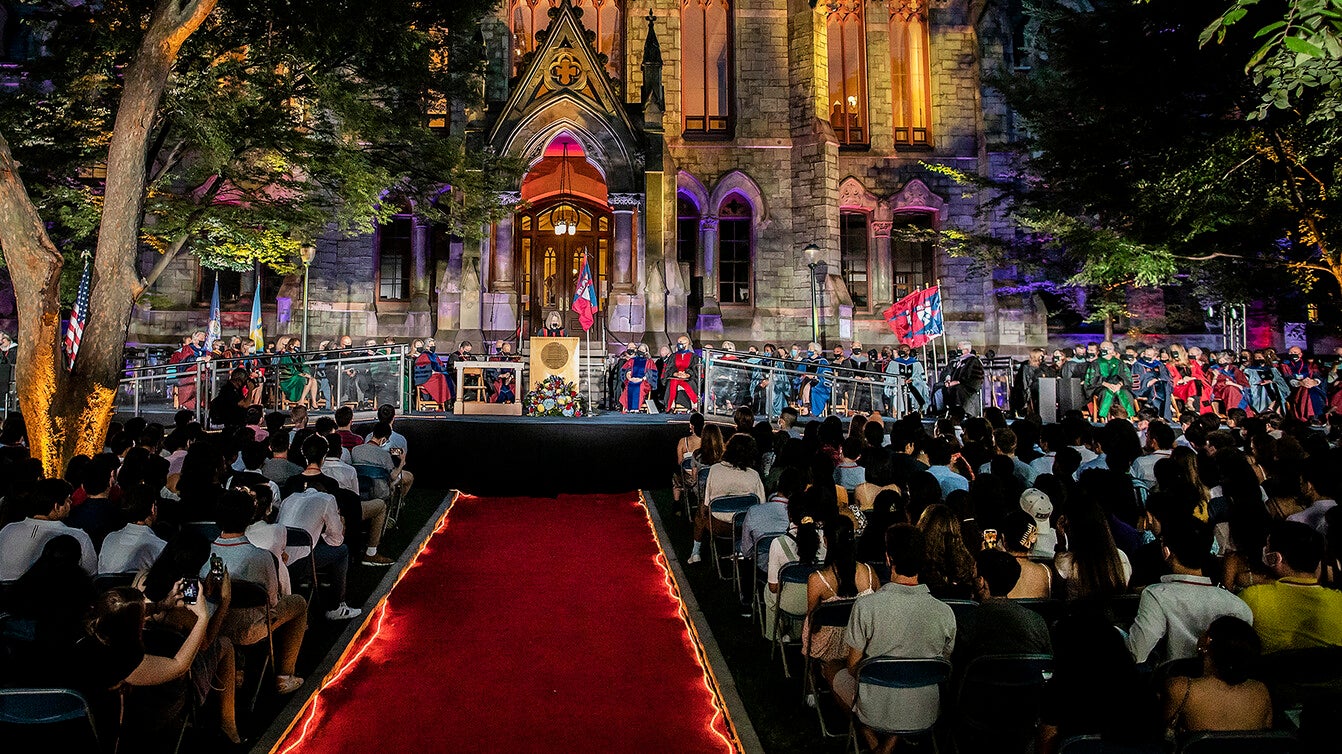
[263,431,303,485]
[1286,463,1337,535]
[740,467,798,571]
[886,420,929,490]
[673,413,705,505]
[97,489,167,575]
[71,586,214,744]
[366,405,414,499]
[234,480,291,596]
[12,535,95,650]
[1054,497,1132,600]
[66,454,121,549]
[1039,615,1161,754]
[690,434,765,565]
[0,478,96,579]
[833,524,956,753]
[1239,520,1342,653]
[351,422,397,501]
[916,503,980,599]
[857,489,909,563]
[955,549,1052,664]
[978,427,1038,485]
[1126,520,1252,665]
[925,437,969,500]
[278,484,362,620]
[1163,616,1272,736]
[321,436,360,495]
[333,405,364,451]
[764,494,827,640]
[1133,420,1176,488]
[833,437,866,494]
[1000,510,1052,599]
[804,517,879,671]
[204,489,308,694]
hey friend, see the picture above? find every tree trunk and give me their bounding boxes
[1104,313,1114,342]
[0,0,217,476]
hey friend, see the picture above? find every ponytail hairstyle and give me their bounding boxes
[824,516,859,597]
[790,488,822,565]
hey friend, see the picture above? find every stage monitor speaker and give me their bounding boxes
[1038,377,1058,424]
[1056,377,1086,415]
[529,336,581,389]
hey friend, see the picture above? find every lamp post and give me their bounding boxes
[804,243,821,346]
[300,243,317,350]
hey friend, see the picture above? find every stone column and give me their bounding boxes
[699,215,720,305]
[871,219,894,307]
[410,218,431,309]
[491,213,516,293]
[611,196,639,294]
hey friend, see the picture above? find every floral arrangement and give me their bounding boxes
[522,375,588,417]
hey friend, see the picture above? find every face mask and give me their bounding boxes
[677,343,688,352]
[790,349,799,357]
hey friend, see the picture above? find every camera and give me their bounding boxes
[182,579,201,605]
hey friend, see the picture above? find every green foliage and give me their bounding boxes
[0,0,519,292]
[1198,0,1342,120]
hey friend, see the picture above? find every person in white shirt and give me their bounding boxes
[1125,520,1252,665]
[237,480,292,597]
[320,437,360,495]
[690,434,766,564]
[0,479,97,580]
[1286,465,1337,536]
[1132,421,1175,489]
[277,486,359,620]
[97,491,167,575]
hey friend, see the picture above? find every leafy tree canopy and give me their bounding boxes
[0,0,516,296]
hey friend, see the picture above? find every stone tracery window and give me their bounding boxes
[839,211,870,309]
[889,1,932,146]
[826,0,867,146]
[681,0,732,137]
[510,0,623,81]
[718,195,752,305]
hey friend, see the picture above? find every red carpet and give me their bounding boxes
[275,493,738,754]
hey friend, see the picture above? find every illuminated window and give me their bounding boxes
[839,211,870,309]
[826,1,867,146]
[377,217,413,301]
[677,194,700,264]
[891,213,935,301]
[197,268,241,304]
[510,0,623,80]
[889,2,932,146]
[718,196,752,305]
[681,0,732,136]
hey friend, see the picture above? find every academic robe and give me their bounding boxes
[1209,364,1249,414]
[413,350,452,405]
[618,355,658,412]
[885,357,931,416]
[666,350,700,409]
[1280,357,1327,421]
[1131,358,1174,421]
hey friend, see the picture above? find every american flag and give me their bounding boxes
[64,261,91,370]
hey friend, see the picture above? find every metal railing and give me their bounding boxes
[113,341,620,422]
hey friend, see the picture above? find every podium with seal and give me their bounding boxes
[529,336,581,389]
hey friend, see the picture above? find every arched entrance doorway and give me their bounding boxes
[517,135,611,335]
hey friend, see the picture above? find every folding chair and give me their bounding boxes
[750,532,786,629]
[804,598,856,738]
[1178,731,1298,754]
[284,527,319,605]
[1015,598,1064,628]
[92,572,138,594]
[229,579,276,714]
[181,521,221,542]
[772,561,824,678]
[678,457,696,519]
[1057,735,1163,754]
[848,657,952,754]
[939,598,979,630]
[354,464,394,541]
[0,688,100,750]
[955,653,1054,752]
[707,493,759,580]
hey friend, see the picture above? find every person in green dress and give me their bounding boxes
[1095,340,1137,419]
[276,336,318,406]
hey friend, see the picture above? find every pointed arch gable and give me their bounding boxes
[676,170,711,213]
[889,178,947,224]
[839,176,879,213]
[709,170,768,226]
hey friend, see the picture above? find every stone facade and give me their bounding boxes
[127,0,1046,355]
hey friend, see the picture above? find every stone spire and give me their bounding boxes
[640,10,664,120]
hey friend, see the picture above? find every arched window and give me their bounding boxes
[677,194,701,265]
[718,195,752,305]
[377,216,414,301]
[510,0,623,80]
[889,2,931,146]
[827,0,867,146]
[891,213,935,301]
[839,211,870,309]
[681,0,732,137]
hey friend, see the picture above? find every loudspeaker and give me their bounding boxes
[1038,377,1058,424]
[1057,377,1086,415]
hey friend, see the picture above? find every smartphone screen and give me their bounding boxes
[183,579,200,605]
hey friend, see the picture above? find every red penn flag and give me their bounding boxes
[882,286,944,348]
[571,253,599,332]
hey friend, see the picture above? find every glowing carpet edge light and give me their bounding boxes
[635,492,745,754]
[270,491,460,754]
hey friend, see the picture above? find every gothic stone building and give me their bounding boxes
[129,0,1046,353]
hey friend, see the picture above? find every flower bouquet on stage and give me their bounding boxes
[523,375,589,417]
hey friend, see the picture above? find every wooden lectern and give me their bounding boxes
[529,336,581,389]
